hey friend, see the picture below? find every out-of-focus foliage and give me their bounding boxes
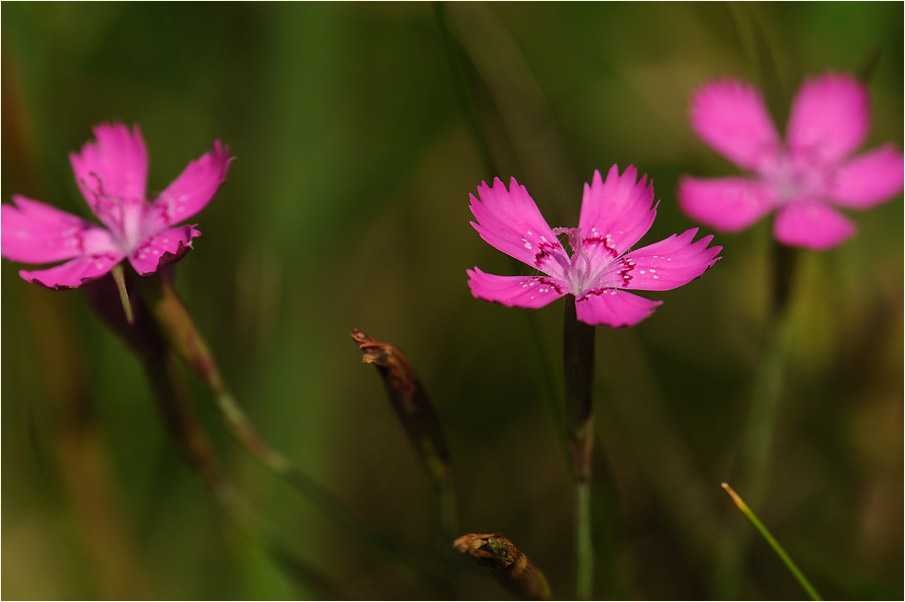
[2,3,901,600]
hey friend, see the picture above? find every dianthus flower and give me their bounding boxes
[467,165,722,327]
[2,123,232,288]
[679,72,904,250]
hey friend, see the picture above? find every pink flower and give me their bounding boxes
[2,122,233,289]
[679,72,904,250]
[466,165,722,327]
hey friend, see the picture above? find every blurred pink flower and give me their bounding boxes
[467,165,722,327]
[679,72,904,250]
[2,123,232,289]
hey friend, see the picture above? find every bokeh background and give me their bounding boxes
[2,2,902,600]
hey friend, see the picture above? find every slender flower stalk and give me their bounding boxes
[454,533,551,600]
[678,73,903,595]
[714,238,799,598]
[146,356,343,600]
[135,274,441,589]
[712,240,799,598]
[743,240,797,504]
[351,329,458,543]
[563,299,596,600]
[84,271,340,598]
[721,483,823,601]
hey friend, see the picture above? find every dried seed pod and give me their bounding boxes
[454,533,551,600]
[351,329,451,489]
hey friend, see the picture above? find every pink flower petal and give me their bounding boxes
[828,144,905,208]
[2,195,120,263]
[574,288,662,328]
[786,73,869,166]
[773,200,855,250]
[578,165,657,261]
[70,123,148,210]
[689,79,781,171]
[677,175,777,231]
[144,141,233,233]
[128,225,201,275]
[614,228,722,292]
[19,253,124,290]
[466,267,567,309]
[469,177,570,280]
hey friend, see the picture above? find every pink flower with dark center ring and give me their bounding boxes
[466,165,722,327]
[2,122,233,289]
[679,72,904,250]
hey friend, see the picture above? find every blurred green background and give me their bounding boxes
[2,2,902,600]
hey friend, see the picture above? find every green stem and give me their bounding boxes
[438,480,458,549]
[575,480,593,601]
[137,275,442,591]
[741,311,787,504]
[714,240,797,598]
[438,480,460,598]
[144,355,342,599]
[743,241,798,506]
[433,1,498,176]
[721,483,823,601]
[563,299,596,600]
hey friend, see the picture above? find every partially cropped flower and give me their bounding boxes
[679,72,904,250]
[466,165,722,327]
[2,122,233,289]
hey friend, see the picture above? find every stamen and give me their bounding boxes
[80,172,145,251]
[553,227,595,294]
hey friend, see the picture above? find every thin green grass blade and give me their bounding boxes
[721,483,823,601]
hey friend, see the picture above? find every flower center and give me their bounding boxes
[83,173,146,252]
[553,227,596,294]
[761,150,828,205]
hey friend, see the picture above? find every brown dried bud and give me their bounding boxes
[454,533,551,600]
[351,329,451,489]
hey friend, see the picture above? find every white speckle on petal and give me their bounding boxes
[653,275,659,279]
[640,270,646,275]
